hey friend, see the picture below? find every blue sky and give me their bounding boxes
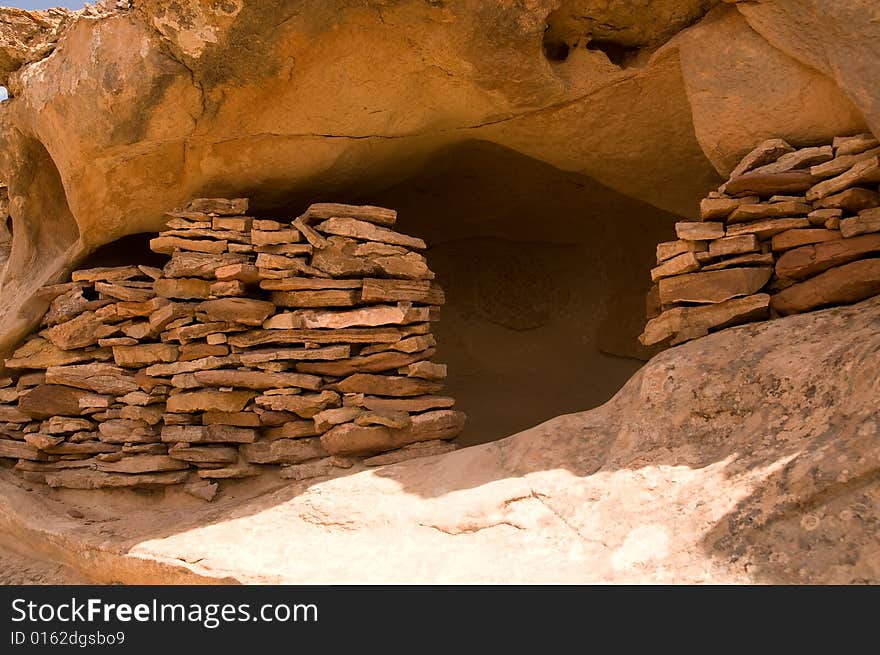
[6,2,84,9]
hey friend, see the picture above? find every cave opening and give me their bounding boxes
[243,141,679,447]
[72,143,679,449]
[543,39,571,62]
[585,39,640,68]
[76,231,169,272]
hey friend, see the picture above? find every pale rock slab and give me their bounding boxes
[313,217,426,249]
[363,440,456,466]
[254,390,341,418]
[814,187,880,212]
[775,233,880,280]
[675,222,724,241]
[840,208,880,238]
[725,218,811,239]
[306,203,397,226]
[770,229,841,252]
[333,373,443,397]
[708,235,758,258]
[196,298,276,326]
[320,409,465,456]
[240,438,328,465]
[45,364,139,395]
[639,294,770,346]
[658,267,772,305]
[650,252,700,282]
[166,390,256,413]
[771,259,880,316]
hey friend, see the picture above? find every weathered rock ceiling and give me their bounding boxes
[0,0,875,358]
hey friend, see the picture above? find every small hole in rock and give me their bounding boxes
[585,40,639,68]
[78,232,169,271]
[543,40,571,62]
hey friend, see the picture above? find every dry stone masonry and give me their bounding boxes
[0,200,464,501]
[641,133,880,347]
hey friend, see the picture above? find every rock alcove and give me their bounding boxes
[72,141,677,448]
[0,1,879,583]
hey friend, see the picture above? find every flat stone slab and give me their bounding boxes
[658,267,772,305]
[775,232,880,280]
[771,259,880,316]
[724,170,817,197]
[639,293,770,346]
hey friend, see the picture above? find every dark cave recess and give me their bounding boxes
[82,142,678,446]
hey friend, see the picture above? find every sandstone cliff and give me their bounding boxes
[0,1,877,583]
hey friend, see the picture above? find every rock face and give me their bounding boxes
[0,1,879,582]
[0,0,878,371]
[0,7,73,84]
[1,296,877,583]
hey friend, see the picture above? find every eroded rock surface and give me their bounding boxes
[0,1,878,582]
[0,1,877,365]
[0,6,73,86]
[1,296,877,583]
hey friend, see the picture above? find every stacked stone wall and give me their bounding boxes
[0,199,463,501]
